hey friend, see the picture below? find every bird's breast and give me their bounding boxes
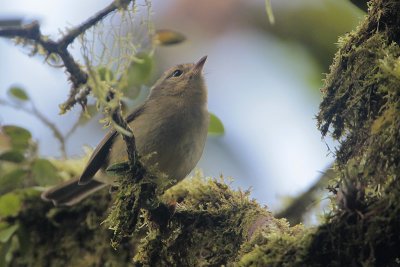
[107,102,208,183]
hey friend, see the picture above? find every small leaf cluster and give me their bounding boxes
[0,121,65,265]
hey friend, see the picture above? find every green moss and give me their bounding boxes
[309,0,400,265]
[237,223,307,267]
[7,190,135,267]
[103,159,171,248]
[317,0,400,191]
[133,174,280,266]
[237,177,400,267]
[235,1,400,266]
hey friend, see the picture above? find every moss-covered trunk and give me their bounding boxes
[2,0,400,266]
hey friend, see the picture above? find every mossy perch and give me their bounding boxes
[7,176,283,266]
[2,0,400,266]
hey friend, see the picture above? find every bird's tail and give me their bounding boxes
[41,178,107,206]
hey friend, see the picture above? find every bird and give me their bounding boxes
[41,56,209,206]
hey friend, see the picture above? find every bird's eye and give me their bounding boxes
[171,69,183,77]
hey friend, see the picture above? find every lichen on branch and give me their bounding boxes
[0,0,136,113]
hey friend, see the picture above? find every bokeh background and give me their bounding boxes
[0,0,364,212]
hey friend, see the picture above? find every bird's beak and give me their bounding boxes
[192,55,207,75]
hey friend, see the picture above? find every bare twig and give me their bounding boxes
[0,0,135,113]
[59,0,132,48]
[0,21,87,92]
[0,98,67,158]
[111,108,138,170]
[64,115,83,141]
[30,104,67,159]
[275,165,336,225]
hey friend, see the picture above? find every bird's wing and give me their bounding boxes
[78,104,146,185]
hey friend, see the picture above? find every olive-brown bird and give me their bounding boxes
[42,56,209,206]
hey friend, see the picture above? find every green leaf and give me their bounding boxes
[0,169,27,195]
[2,125,31,151]
[0,237,12,267]
[208,112,225,136]
[8,86,29,101]
[97,67,115,82]
[154,29,186,46]
[0,150,25,163]
[0,133,11,154]
[0,193,21,217]
[31,159,62,186]
[106,161,130,176]
[0,224,19,243]
[118,53,153,98]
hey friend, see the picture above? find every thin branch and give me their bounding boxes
[275,165,335,225]
[0,0,135,112]
[31,104,67,159]
[59,0,132,48]
[64,114,84,141]
[0,21,87,91]
[111,108,138,170]
[350,0,368,12]
[0,98,67,158]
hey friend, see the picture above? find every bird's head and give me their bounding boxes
[149,56,208,103]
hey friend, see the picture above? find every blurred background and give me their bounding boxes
[0,0,364,214]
